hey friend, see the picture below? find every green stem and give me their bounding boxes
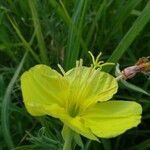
[62,126,73,150]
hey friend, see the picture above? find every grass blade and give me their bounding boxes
[28,0,49,64]
[101,139,111,150]
[121,80,150,96]
[8,17,41,63]
[1,51,27,149]
[48,0,89,67]
[86,0,107,46]
[65,0,90,69]
[48,0,71,25]
[128,139,150,150]
[104,1,150,72]
[12,145,37,150]
[110,0,142,36]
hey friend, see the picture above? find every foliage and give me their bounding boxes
[0,0,150,149]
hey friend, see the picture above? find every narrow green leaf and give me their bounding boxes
[1,51,28,149]
[48,0,89,68]
[65,0,89,69]
[12,145,36,150]
[101,139,111,150]
[128,139,150,150]
[8,17,41,63]
[28,0,49,64]
[48,0,71,25]
[0,75,5,98]
[111,0,142,36]
[121,80,150,96]
[86,0,107,46]
[104,1,150,72]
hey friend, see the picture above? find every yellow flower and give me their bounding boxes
[21,56,142,144]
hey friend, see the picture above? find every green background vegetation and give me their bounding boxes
[0,0,150,149]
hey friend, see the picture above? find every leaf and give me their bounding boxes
[121,80,150,96]
[1,51,28,149]
[104,1,150,72]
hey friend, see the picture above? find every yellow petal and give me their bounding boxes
[62,116,98,141]
[65,67,118,109]
[87,70,118,102]
[21,64,69,116]
[44,104,98,140]
[81,100,142,138]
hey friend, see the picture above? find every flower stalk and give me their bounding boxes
[62,126,73,150]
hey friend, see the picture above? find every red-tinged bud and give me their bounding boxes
[116,57,150,81]
[122,65,140,80]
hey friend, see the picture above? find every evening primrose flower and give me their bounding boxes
[21,53,142,149]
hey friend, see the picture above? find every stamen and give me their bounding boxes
[67,59,84,117]
[88,51,95,66]
[57,64,66,75]
[88,51,114,70]
[79,59,83,67]
[77,68,100,108]
[89,68,100,83]
[66,52,114,116]
[95,51,102,63]
[76,60,79,67]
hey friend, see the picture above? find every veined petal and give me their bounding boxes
[61,116,98,141]
[21,64,69,116]
[81,100,142,138]
[86,71,118,102]
[44,104,97,140]
[65,67,118,109]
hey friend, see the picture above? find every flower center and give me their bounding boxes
[65,59,98,117]
[68,102,80,117]
[58,51,114,117]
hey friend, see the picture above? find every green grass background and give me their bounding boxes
[0,0,150,149]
